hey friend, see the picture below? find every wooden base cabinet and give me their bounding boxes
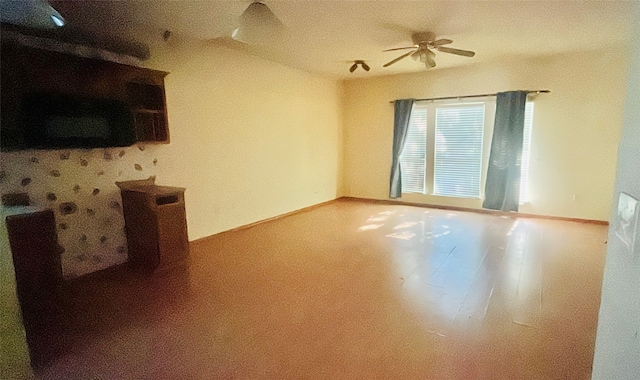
[4,208,64,368]
[118,180,189,272]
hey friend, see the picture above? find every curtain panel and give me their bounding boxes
[482,91,528,211]
[389,99,415,199]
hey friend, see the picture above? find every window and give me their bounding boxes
[400,100,534,202]
[433,104,485,198]
[519,102,534,204]
[399,105,427,194]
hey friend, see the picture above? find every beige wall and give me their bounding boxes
[593,6,640,377]
[147,39,343,240]
[342,47,628,221]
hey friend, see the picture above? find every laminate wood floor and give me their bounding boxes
[37,199,607,379]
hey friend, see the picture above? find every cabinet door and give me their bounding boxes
[120,191,160,270]
[5,209,64,366]
[156,201,189,268]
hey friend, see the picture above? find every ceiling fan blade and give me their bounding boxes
[383,50,415,67]
[349,63,358,73]
[382,46,417,52]
[436,46,475,57]
[431,39,453,46]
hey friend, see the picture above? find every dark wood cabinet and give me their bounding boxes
[0,42,170,150]
[117,180,189,272]
[5,208,64,367]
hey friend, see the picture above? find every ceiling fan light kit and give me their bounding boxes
[411,49,436,68]
[232,1,284,44]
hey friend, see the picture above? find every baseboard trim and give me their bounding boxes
[190,195,608,248]
[340,196,609,226]
[190,198,342,247]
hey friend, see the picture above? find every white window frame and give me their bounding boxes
[519,102,534,204]
[400,100,495,198]
[400,98,535,204]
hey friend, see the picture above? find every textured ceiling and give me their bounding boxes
[48,0,634,79]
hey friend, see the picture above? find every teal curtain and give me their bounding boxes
[483,91,528,211]
[389,99,415,199]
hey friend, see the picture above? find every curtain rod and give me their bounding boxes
[389,90,550,103]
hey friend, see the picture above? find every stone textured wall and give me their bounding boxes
[0,144,161,278]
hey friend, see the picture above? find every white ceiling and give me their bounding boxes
[48,0,634,79]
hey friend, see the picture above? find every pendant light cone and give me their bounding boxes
[232,2,284,44]
[0,0,65,29]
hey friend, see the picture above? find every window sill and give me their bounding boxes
[431,193,482,200]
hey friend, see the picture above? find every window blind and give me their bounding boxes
[433,104,485,198]
[399,105,427,194]
[519,102,534,204]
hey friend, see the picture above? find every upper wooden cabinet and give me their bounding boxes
[0,42,170,149]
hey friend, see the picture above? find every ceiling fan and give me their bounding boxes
[383,32,475,69]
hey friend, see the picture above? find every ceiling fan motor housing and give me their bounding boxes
[412,32,435,46]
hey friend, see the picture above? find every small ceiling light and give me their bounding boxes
[232,1,284,44]
[349,60,370,73]
[50,13,65,27]
[425,49,436,68]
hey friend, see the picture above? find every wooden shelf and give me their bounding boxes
[126,82,165,110]
[132,109,167,142]
[126,80,169,143]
